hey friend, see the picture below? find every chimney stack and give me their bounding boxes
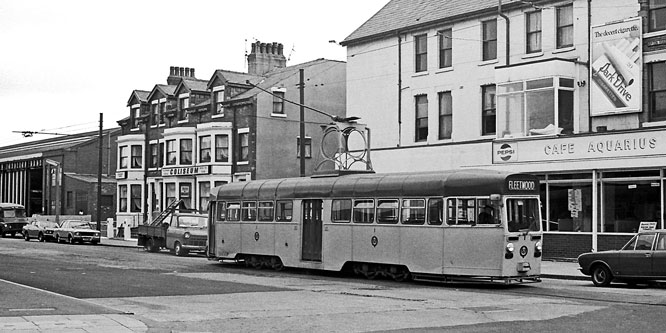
[167,65,197,85]
[247,40,287,75]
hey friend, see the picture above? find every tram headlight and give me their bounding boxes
[184,232,191,239]
[505,243,515,259]
[534,241,542,258]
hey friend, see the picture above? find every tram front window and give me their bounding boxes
[507,198,541,233]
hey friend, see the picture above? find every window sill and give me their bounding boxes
[522,51,544,59]
[552,46,575,54]
[435,67,453,74]
[412,71,429,78]
[644,30,666,38]
[478,59,498,66]
[237,161,249,165]
[177,120,188,124]
[642,120,666,128]
[212,114,225,118]
[271,113,287,118]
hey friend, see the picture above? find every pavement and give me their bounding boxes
[0,237,586,332]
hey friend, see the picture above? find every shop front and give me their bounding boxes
[493,129,666,259]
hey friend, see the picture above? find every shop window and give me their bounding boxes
[415,95,428,142]
[556,4,573,48]
[179,183,191,209]
[166,183,177,206]
[482,19,497,61]
[648,61,666,122]
[415,34,427,72]
[180,139,193,165]
[649,0,666,32]
[526,10,542,54]
[438,29,452,68]
[545,182,592,232]
[496,77,574,138]
[438,91,452,139]
[602,180,660,233]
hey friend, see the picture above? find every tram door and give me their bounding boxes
[302,199,323,261]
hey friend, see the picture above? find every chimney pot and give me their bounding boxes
[185,67,190,77]
[191,68,195,78]
[272,42,278,54]
[251,43,257,53]
[278,44,284,55]
[170,66,175,75]
[179,67,184,76]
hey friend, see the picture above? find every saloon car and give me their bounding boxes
[22,220,59,242]
[54,220,101,245]
[578,229,666,286]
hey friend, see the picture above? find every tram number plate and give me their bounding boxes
[517,262,531,272]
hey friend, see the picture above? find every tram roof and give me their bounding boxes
[212,169,537,200]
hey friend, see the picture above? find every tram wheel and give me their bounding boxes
[270,257,284,271]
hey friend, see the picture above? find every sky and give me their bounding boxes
[0,0,388,147]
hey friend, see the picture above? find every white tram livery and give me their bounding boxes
[207,169,543,283]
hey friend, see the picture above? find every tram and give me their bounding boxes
[207,169,542,283]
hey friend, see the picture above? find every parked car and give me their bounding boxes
[54,220,101,245]
[578,229,666,286]
[22,220,59,242]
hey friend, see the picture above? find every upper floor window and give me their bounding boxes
[496,77,574,138]
[482,19,497,61]
[482,85,496,136]
[239,132,249,162]
[438,29,452,68]
[200,136,211,163]
[526,10,542,53]
[130,145,142,169]
[215,134,229,163]
[649,0,666,32]
[119,146,128,169]
[166,139,177,165]
[273,90,285,114]
[179,97,189,121]
[648,61,666,121]
[438,91,452,139]
[297,137,312,158]
[415,95,428,142]
[415,34,428,72]
[149,143,160,168]
[131,107,141,128]
[180,138,193,165]
[215,88,225,115]
[556,4,574,48]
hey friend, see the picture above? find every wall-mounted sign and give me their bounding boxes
[492,131,665,164]
[161,165,210,177]
[590,17,642,116]
[115,171,127,180]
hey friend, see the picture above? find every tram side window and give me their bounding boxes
[258,201,274,221]
[242,202,257,221]
[276,200,293,222]
[226,202,241,222]
[353,199,375,223]
[446,198,477,225]
[215,202,226,222]
[476,198,498,225]
[377,199,399,224]
[402,199,425,225]
[428,198,443,225]
[332,199,351,223]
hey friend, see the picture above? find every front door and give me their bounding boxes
[302,199,323,261]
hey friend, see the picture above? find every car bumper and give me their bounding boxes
[73,236,101,243]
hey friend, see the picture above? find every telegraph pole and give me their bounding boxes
[96,113,103,231]
[299,68,305,177]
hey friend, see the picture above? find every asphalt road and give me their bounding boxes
[2,237,666,332]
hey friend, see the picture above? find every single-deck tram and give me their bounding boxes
[207,169,542,283]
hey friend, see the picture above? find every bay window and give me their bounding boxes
[180,138,192,165]
[496,77,574,138]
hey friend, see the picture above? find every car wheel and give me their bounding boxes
[174,241,188,256]
[23,232,30,241]
[68,235,75,245]
[37,233,45,242]
[591,265,613,287]
[55,234,60,243]
[10,232,16,238]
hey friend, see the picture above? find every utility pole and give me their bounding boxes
[96,113,103,231]
[299,68,305,177]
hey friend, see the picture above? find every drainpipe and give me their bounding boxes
[397,34,402,147]
[588,0,593,133]
[498,0,510,67]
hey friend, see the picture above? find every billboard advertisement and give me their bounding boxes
[590,17,642,116]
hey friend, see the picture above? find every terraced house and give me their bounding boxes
[115,42,346,226]
[341,0,666,258]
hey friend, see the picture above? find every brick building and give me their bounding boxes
[115,41,346,225]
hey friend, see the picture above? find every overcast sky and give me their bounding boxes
[0,0,387,147]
